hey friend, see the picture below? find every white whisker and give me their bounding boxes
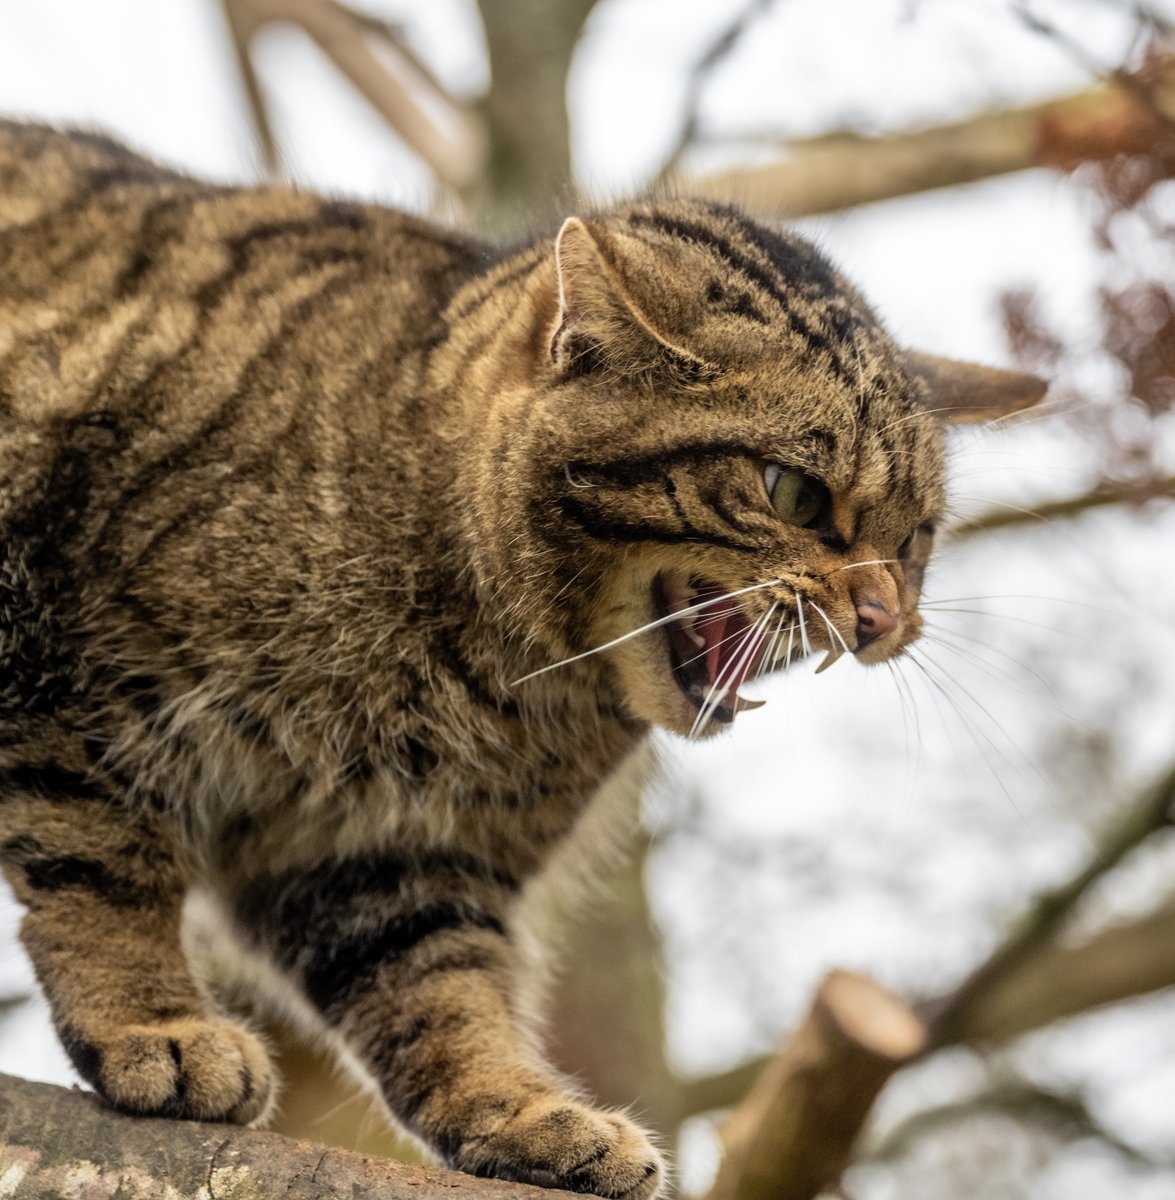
[808,600,850,655]
[822,558,898,576]
[509,578,781,686]
[795,593,811,657]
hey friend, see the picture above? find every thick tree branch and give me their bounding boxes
[680,57,1175,215]
[0,1071,569,1199]
[474,0,597,229]
[703,971,927,1200]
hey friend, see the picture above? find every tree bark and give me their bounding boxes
[473,0,597,230]
[0,1072,570,1199]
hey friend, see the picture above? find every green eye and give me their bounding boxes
[764,464,823,526]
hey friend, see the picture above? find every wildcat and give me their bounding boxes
[0,122,1043,1197]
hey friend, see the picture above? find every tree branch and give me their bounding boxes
[703,971,927,1200]
[679,56,1175,216]
[960,894,1175,1042]
[220,0,484,188]
[947,473,1175,541]
[650,0,780,188]
[868,1077,1160,1166]
[0,1071,569,1199]
[923,756,1175,1049]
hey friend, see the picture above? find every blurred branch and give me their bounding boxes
[680,56,1175,216]
[869,1077,1158,1166]
[1010,3,1175,134]
[964,895,1175,1042]
[703,971,926,1200]
[948,473,1175,541]
[219,0,484,187]
[651,0,780,188]
[677,1058,768,1120]
[924,756,1175,1048]
[0,1071,564,1199]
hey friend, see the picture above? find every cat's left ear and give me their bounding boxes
[904,350,1048,424]
[549,216,711,378]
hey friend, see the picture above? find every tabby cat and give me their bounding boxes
[0,122,1044,1197]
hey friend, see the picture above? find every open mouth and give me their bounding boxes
[653,571,772,725]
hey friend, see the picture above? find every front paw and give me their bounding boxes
[454,1097,664,1199]
[63,1016,275,1124]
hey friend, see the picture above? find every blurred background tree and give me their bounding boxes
[2,1,1175,1196]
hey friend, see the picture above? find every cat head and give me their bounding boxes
[474,199,1046,737]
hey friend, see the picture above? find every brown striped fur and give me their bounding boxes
[0,123,1044,1196]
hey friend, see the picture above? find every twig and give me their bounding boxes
[868,1077,1160,1166]
[651,0,780,188]
[1010,0,1175,135]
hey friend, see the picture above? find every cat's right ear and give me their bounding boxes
[904,351,1048,424]
[549,217,709,378]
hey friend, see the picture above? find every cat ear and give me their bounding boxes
[904,351,1048,424]
[550,216,711,378]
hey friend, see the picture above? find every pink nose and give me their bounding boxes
[856,600,899,648]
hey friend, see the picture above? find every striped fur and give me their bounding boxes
[0,123,1042,1195]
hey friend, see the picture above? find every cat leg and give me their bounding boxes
[234,853,664,1198]
[0,762,274,1122]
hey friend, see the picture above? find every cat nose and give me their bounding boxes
[855,600,899,648]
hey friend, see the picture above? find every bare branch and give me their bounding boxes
[703,971,926,1200]
[869,1077,1160,1166]
[676,1057,768,1119]
[923,757,1175,1049]
[0,1071,569,1199]
[962,896,1175,1042]
[651,0,780,188]
[947,473,1175,541]
[220,0,485,188]
[679,57,1175,216]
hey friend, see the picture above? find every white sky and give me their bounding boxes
[1,1,1174,1194]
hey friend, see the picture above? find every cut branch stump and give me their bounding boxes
[704,970,927,1200]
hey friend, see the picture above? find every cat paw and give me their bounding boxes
[63,1016,275,1124]
[454,1098,664,1199]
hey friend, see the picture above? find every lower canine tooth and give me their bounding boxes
[814,648,844,675]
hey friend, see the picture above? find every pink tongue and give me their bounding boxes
[697,601,756,695]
